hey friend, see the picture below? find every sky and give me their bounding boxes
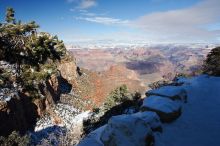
[0,0,220,44]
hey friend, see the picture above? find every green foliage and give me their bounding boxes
[0,7,67,98]
[83,87,142,134]
[104,84,132,111]
[0,68,12,88]
[0,8,66,67]
[20,63,58,99]
[0,131,30,146]
[109,84,129,102]
[203,47,220,76]
[5,7,15,23]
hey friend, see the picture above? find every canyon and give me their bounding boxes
[69,44,213,95]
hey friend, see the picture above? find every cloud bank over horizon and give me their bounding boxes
[72,0,220,43]
[134,0,220,43]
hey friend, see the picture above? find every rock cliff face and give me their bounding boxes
[0,92,39,136]
[0,54,80,137]
[58,56,78,83]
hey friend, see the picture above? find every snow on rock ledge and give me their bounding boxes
[141,96,182,123]
[32,103,92,145]
[146,86,187,102]
[132,111,162,132]
[78,111,161,146]
[154,75,220,146]
[34,103,91,132]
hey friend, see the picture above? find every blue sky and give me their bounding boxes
[0,0,220,43]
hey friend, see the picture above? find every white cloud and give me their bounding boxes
[75,16,130,25]
[81,12,96,16]
[68,0,97,9]
[71,0,220,43]
[79,0,97,9]
[134,0,220,43]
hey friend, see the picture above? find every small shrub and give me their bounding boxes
[83,86,142,134]
[203,46,220,76]
[104,84,131,111]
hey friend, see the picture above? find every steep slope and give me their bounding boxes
[78,64,146,107]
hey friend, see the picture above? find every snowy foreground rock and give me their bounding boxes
[155,75,220,146]
[79,75,220,146]
[141,96,182,122]
[31,103,91,145]
[146,86,187,102]
[78,112,161,146]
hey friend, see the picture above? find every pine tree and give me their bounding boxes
[203,47,220,76]
[5,7,15,23]
[0,8,67,97]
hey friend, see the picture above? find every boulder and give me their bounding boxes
[146,86,187,102]
[58,56,77,83]
[100,113,154,146]
[132,111,162,132]
[78,126,106,146]
[78,112,160,146]
[141,96,182,123]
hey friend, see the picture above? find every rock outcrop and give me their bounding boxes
[79,77,189,146]
[141,96,182,122]
[0,91,39,136]
[101,113,155,146]
[0,55,80,137]
[78,112,161,146]
[146,86,187,102]
[58,55,78,83]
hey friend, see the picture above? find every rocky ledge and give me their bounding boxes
[78,77,188,146]
[79,75,220,146]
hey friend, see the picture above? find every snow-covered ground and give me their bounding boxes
[32,103,92,145]
[34,103,91,132]
[155,75,220,146]
[78,75,220,146]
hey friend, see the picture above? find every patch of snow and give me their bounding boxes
[132,111,161,131]
[35,103,92,132]
[33,103,92,145]
[155,75,220,146]
[79,112,159,146]
[53,103,91,129]
[34,115,61,132]
[142,96,182,113]
[146,85,187,101]
[78,75,220,146]
[31,126,66,146]
[0,88,17,102]
[100,113,153,146]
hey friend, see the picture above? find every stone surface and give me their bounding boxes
[146,86,187,102]
[100,113,155,146]
[141,96,182,123]
[58,56,77,83]
[78,112,160,146]
[0,93,39,136]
